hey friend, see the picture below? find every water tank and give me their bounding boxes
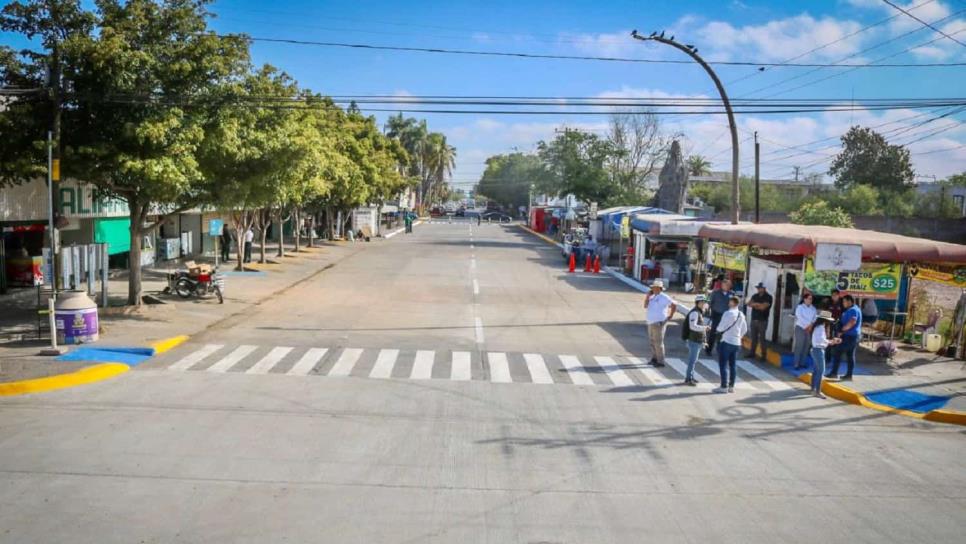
[54,290,99,344]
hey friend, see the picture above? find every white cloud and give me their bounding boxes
[845,0,965,59]
[595,86,708,100]
[559,30,638,57]
[695,15,865,62]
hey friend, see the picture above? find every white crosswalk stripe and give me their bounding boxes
[328,348,363,377]
[627,356,672,386]
[168,344,222,371]
[287,348,327,376]
[410,350,435,380]
[523,353,553,384]
[594,356,635,387]
[737,360,792,390]
[369,349,399,379]
[451,351,472,381]
[488,352,512,383]
[206,345,257,373]
[158,344,793,391]
[664,357,714,389]
[697,359,755,390]
[245,347,293,375]
[559,355,595,385]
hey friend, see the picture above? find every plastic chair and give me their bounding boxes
[913,309,942,347]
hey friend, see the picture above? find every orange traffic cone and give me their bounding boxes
[593,256,601,274]
[568,252,576,273]
[584,254,592,272]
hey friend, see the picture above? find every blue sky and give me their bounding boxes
[3,0,965,185]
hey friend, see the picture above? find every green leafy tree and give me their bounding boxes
[476,152,543,211]
[789,200,854,228]
[686,155,712,177]
[946,172,966,188]
[828,126,914,191]
[536,129,617,205]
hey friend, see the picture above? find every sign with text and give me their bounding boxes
[620,216,630,239]
[908,263,966,288]
[814,242,862,271]
[209,218,224,236]
[707,242,748,272]
[804,258,901,299]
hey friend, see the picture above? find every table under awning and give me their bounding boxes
[698,223,966,263]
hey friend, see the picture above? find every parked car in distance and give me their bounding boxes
[482,211,512,223]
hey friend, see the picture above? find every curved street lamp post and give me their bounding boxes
[630,30,740,224]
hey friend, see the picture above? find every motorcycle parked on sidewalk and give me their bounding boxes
[164,267,225,304]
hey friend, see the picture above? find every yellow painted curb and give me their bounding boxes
[519,225,561,247]
[150,335,189,355]
[0,363,129,397]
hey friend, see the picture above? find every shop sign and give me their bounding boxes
[620,216,630,239]
[804,258,901,299]
[589,201,598,220]
[908,263,966,288]
[814,242,862,271]
[707,242,748,272]
[58,185,129,218]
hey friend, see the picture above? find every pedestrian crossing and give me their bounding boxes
[155,343,796,391]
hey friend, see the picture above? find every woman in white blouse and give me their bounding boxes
[809,310,841,398]
[793,293,817,370]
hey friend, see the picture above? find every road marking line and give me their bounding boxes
[627,356,672,386]
[369,349,399,379]
[664,357,714,389]
[287,348,328,376]
[475,317,485,344]
[698,359,754,389]
[559,355,596,385]
[410,350,435,379]
[594,356,635,387]
[472,279,479,295]
[206,345,257,373]
[246,346,294,375]
[328,348,363,377]
[470,258,476,269]
[451,351,472,381]
[487,352,512,383]
[168,344,223,371]
[523,353,554,384]
[737,359,792,390]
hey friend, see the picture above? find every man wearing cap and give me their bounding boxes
[644,279,677,368]
[746,282,773,361]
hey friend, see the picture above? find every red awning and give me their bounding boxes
[698,223,966,263]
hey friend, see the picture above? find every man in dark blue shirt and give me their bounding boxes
[705,279,733,355]
[827,294,862,380]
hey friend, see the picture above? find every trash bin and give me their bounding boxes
[54,290,99,344]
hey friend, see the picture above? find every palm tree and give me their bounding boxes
[686,155,712,177]
[421,132,456,205]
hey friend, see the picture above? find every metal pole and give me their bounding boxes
[631,31,740,224]
[754,132,760,224]
[47,131,57,298]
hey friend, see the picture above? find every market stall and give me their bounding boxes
[698,223,966,349]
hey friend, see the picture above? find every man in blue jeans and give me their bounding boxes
[827,294,861,380]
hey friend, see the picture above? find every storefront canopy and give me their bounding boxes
[630,213,692,234]
[598,206,671,238]
[698,223,966,263]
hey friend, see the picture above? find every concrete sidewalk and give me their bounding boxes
[0,239,374,383]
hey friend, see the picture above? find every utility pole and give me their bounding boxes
[47,34,63,295]
[631,30,740,224]
[754,131,760,224]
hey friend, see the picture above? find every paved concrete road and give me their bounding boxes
[1,222,964,543]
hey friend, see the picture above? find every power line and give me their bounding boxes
[229,34,966,68]
[880,0,966,47]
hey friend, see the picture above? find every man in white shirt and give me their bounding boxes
[644,279,677,367]
[715,295,748,392]
[243,227,254,263]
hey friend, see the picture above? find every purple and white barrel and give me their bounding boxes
[54,291,99,344]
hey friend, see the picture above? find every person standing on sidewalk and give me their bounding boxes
[809,311,840,399]
[792,293,817,370]
[644,279,677,368]
[827,294,861,380]
[682,295,709,386]
[243,227,254,263]
[220,227,231,263]
[706,279,733,355]
[745,282,773,361]
[715,295,747,393]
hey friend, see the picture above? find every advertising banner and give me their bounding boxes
[707,242,748,272]
[908,263,966,288]
[804,258,901,299]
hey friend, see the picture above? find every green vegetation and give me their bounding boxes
[0,0,434,305]
[789,200,854,228]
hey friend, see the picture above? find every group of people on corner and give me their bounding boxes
[643,276,860,398]
[219,227,255,264]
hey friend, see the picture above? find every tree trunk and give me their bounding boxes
[293,207,301,253]
[259,220,268,264]
[126,202,148,306]
[276,208,285,258]
[308,213,315,247]
[234,211,245,272]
